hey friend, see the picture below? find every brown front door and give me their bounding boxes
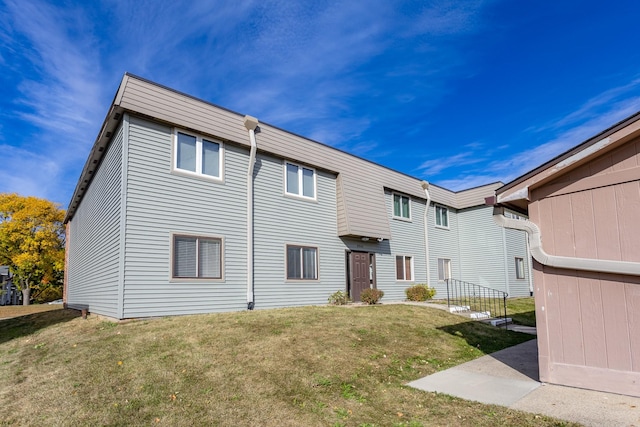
[350,251,371,302]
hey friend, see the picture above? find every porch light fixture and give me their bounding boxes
[361,237,370,241]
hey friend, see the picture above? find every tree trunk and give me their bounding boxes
[22,286,30,305]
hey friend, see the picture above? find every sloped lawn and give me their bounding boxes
[506,297,536,327]
[0,304,572,426]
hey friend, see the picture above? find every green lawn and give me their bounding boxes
[506,297,536,327]
[0,303,570,427]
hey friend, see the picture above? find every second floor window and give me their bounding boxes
[175,131,222,179]
[435,205,449,228]
[393,194,410,219]
[285,162,316,199]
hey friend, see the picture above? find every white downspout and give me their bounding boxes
[421,181,431,284]
[493,208,640,276]
[525,233,534,295]
[244,115,259,310]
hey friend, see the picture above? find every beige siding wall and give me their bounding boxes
[455,182,502,209]
[530,136,640,397]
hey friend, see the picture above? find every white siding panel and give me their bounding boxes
[67,124,123,317]
[122,116,248,318]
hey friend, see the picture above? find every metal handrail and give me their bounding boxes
[445,278,509,329]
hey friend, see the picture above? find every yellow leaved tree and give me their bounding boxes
[0,194,65,305]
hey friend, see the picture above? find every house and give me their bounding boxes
[64,73,530,320]
[0,266,20,306]
[491,111,640,397]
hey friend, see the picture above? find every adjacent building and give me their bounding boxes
[64,74,530,319]
[492,111,640,397]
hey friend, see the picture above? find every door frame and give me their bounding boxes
[347,251,377,301]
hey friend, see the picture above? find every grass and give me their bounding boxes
[506,298,536,327]
[0,304,63,319]
[0,303,572,427]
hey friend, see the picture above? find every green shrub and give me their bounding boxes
[328,290,351,305]
[360,288,384,305]
[405,284,436,301]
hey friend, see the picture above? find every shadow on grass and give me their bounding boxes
[437,320,539,380]
[0,309,81,345]
[437,320,535,355]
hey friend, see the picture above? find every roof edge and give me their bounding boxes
[497,110,640,195]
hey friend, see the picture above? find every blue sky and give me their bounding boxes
[1,0,639,208]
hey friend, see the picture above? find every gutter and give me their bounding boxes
[244,115,259,310]
[493,208,640,277]
[421,181,431,284]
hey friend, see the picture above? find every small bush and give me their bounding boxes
[360,288,384,305]
[328,290,351,305]
[405,284,436,302]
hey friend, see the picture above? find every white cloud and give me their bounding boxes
[429,90,640,190]
[0,144,62,202]
[531,78,640,133]
[417,152,486,176]
[492,96,640,181]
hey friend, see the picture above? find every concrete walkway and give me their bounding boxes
[408,339,640,426]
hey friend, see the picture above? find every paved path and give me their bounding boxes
[408,339,640,426]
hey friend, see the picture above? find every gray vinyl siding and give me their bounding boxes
[66,123,123,317]
[505,228,531,296]
[66,74,536,319]
[253,153,345,308]
[428,203,461,298]
[115,75,425,240]
[382,191,427,300]
[122,116,248,318]
[457,206,508,291]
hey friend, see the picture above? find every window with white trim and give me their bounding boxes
[435,205,449,228]
[173,235,222,279]
[174,130,222,179]
[515,257,525,279]
[286,245,318,280]
[395,255,413,281]
[285,162,316,199]
[393,194,411,219]
[437,258,451,281]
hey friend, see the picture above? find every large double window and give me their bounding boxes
[393,194,411,219]
[173,235,222,279]
[174,130,222,180]
[286,245,318,280]
[285,162,316,199]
